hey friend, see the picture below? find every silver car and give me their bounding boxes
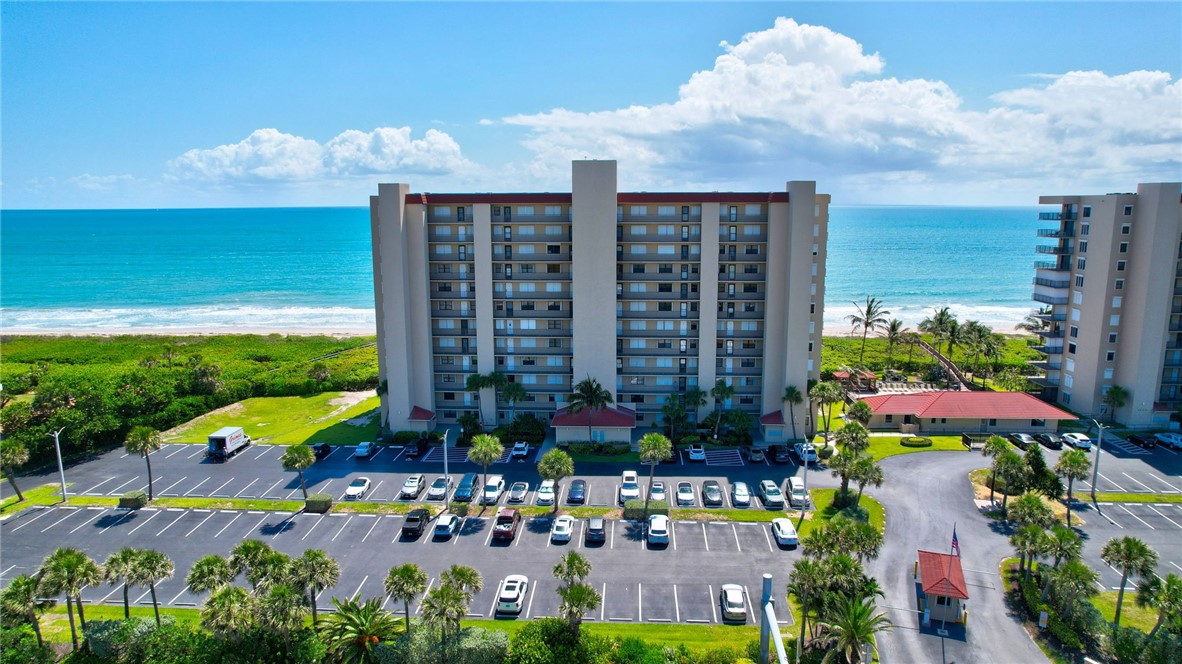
[732,481,751,507]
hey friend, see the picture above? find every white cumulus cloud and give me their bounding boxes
[68,173,137,191]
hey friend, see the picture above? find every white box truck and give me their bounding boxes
[207,426,251,461]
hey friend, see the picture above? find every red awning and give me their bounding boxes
[408,406,435,421]
[759,410,785,425]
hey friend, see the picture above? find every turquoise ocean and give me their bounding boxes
[0,206,1042,334]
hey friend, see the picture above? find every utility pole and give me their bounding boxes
[1090,419,1106,502]
[50,427,67,502]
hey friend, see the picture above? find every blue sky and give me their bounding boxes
[3,2,1179,208]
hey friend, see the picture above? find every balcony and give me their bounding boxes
[494,328,572,338]
[1033,310,1067,322]
[497,308,571,319]
[430,290,474,300]
[430,272,474,281]
[1029,376,1060,388]
[1032,293,1069,306]
[617,290,701,301]
[618,310,697,320]
[618,231,701,243]
[1027,360,1062,372]
[1034,328,1065,338]
[1031,345,1064,355]
[1036,228,1075,238]
[619,251,698,262]
[619,346,693,357]
[1033,277,1070,289]
[617,272,700,282]
[1035,245,1072,255]
[718,273,766,282]
[1037,212,1062,221]
[1033,261,1070,271]
[494,291,571,300]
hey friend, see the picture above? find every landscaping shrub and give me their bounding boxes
[1139,631,1182,664]
[1109,625,1147,664]
[1046,613,1084,651]
[391,431,421,445]
[0,625,54,664]
[119,489,148,509]
[900,436,933,448]
[680,435,700,447]
[817,446,835,461]
[448,502,470,517]
[567,441,631,456]
[624,499,668,520]
[305,493,332,514]
[506,415,547,446]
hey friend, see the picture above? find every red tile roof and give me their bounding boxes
[918,550,969,599]
[860,391,1075,420]
[408,406,435,421]
[759,410,785,425]
[552,405,637,428]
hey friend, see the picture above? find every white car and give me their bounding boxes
[620,471,640,502]
[759,480,784,508]
[732,481,751,507]
[687,444,706,461]
[771,518,799,546]
[1155,432,1182,450]
[794,442,818,464]
[427,476,452,500]
[650,481,667,502]
[719,584,747,622]
[434,514,460,538]
[401,473,426,499]
[536,479,556,505]
[511,442,530,458]
[676,481,695,506]
[496,575,529,615]
[482,476,505,505]
[1062,433,1092,451]
[551,515,575,542]
[354,441,376,458]
[345,477,371,500]
[647,514,670,544]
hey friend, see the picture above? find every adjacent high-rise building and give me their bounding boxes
[369,160,828,442]
[1030,183,1182,428]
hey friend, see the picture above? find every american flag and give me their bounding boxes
[951,525,961,557]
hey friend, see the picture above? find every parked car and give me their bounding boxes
[536,479,556,506]
[496,575,529,615]
[771,518,799,546]
[345,477,371,500]
[403,438,429,458]
[702,480,723,506]
[719,584,747,622]
[1062,433,1092,450]
[453,472,479,503]
[650,480,667,502]
[772,446,794,464]
[483,475,505,505]
[511,441,530,458]
[732,481,752,507]
[354,441,377,458]
[647,514,670,545]
[434,513,460,539]
[687,444,706,461]
[551,515,575,542]
[759,480,784,508]
[620,471,641,502]
[507,482,529,503]
[567,479,587,504]
[401,473,426,499]
[1008,433,1036,450]
[746,447,766,463]
[427,475,452,500]
[1036,433,1064,450]
[312,443,332,459]
[1128,433,1157,449]
[793,442,817,464]
[401,508,430,537]
[1155,432,1182,450]
[492,508,521,540]
[585,516,607,544]
[676,481,695,506]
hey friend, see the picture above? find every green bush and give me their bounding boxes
[506,415,547,446]
[448,502,470,517]
[900,437,933,448]
[0,625,54,664]
[391,431,421,445]
[623,500,667,520]
[1109,625,1147,664]
[567,441,631,456]
[305,493,332,514]
[1046,613,1083,651]
[817,446,835,461]
[119,489,148,509]
[679,435,700,447]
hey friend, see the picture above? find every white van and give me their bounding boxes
[787,477,809,508]
[482,475,505,505]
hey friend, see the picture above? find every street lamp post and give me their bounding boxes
[1090,419,1106,502]
[49,427,67,502]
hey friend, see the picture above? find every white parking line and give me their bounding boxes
[9,508,56,532]
[40,510,81,533]
[0,564,18,579]
[80,477,117,494]
[185,511,217,537]
[638,582,643,623]
[1143,474,1182,493]
[763,524,774,552]
[105,478,139,496]
[350,576,368,601]
[259,479,283,498]
[100,511,136,533]
[127,511,163,535]
[187,447,206,459]
[186,478,211,495]
[302,515,327,541]
[332,517,354,542]
[708,585,718,623]
[1119,505,1155,530]
[361,516,381,543]
[234,479,258,498]
[68,509,109,534]
[673,584,681,622]
[610,520,616,549]
[213,513,242,538]
[241,513,269,539]
[155,512,188,537]
[164,446,189,459]
[600,583,607,621]
[253,447,273,460]
[702,523,709,552]
[99,583,125,605]
[1146,505,1182,529]
[1171,562,1182,573]
[525,580,538,619]
[732,524,742,552]
[1121,473,1157,493]
[207,478,235,497]
[168,584,191,605]
[671,521,678,550]
[157,477,189,496]
[744,585,756,625]
[1098,473,1127,492]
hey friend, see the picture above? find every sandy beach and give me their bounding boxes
[0,326,378,338]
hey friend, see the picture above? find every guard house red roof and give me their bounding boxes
[552,405,637,428]
[408,406,435,421]
[918,550,969,600]
[860,391,1075,421]
[759,410,785,425]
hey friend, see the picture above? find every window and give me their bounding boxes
[1077,257,1086,270]
[1109,314,1120,326]
[1081,223,1090,236]
[1104,368,1114,379]
[1071,308,1080,321]
[520,264,535,273]
[1116,260,1126,272]
[503,206,512,221]
[728,206,738,222]
[1065,358,1075,372]
[1073,290,1083,305]
[1123,206,1133,217]
[1069,326,1078,338]
[1082,205,1091,218]
[631,225,647,236]
[744,205,761,216]
[1108,332,1118,343]
[1079,240,1088,253]
[545,206,562,217]
[681,206,690,222]
[1112,296,1122,308]
[658,302,672,312]
[1119,242,1128,253]
[1106,350,1116,361]
[632,264,646,274]
[743,284,758,293]
[1114,279,1124,290]
[656,224,675,236]
[885,414,893,423]
[659,263,673,274]
[630,206,647,216]
[743,225,761,236]
[1068,342,1077,354]
[935,595,951,607]
[1075,275,1084,287]
[1031,419,1046,427]
[745,244,759,255]
[657,206,676,217]
[434,206,452,217]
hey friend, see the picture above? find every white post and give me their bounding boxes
[1090,420,1105,502]
[50,427,67,501]
[442,429,450,489]
[760,573,772,664]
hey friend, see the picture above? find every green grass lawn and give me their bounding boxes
[860,434,967,461]
[1091,591,1158,634]
[565,450,641,464]
[1091,492,1182,504]
[163,391,380,446]
[460,618,761,651]
[41,604,204,642]
[0,482,69,516]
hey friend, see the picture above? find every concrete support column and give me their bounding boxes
[697,203,721,421]
[571,160,619,395]
[473,203,498,426]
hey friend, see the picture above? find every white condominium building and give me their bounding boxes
[1031,182,1182,428]
[370,160,827,442]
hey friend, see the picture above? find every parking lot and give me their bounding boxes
[1,502,797,626]
[1035,435,1182,495]
[1067,500,1182,591]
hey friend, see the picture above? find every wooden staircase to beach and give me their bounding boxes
[916,339,975,390]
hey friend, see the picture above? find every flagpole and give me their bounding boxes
[941,521,956,634]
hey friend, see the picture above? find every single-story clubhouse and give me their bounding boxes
[551,404,637,445]
[859,391,1076,435]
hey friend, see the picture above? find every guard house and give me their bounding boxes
[916,550,969,625]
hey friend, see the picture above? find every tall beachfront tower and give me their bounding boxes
[370,160,828,443]
[1030,183,1182,428]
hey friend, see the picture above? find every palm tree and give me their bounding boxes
[201,584,255,638]
[440,564,483,602]
[847,296,890,366]
[317,597,402,663]
[567,376,614,443]
[101,547,140,619]
[960,321,990,384]
[38,547,101,651]
[465,373,490,427]
[1040,526,1082,602]
[981,436,1010,506]
[834,422,870,455]
[420,583,467,647]
[1054,449,1091,525]
[1103,385,1129,423]
[130,549,173,626]
[920,306,960,358]
[124,425,163,501]
[557,583,601,637]
[290,549,340,622]
[882,319,906,372]
[638,433,672,523]
[229,539,274,589]
[1010,491,1054,529]
[683,386,708,428]
[845,402,872,430]
[788,558,828,654]
[456,412,482,440]
[995,450,1026,514]
[1010,524,1047,581]
[816,596,892,664]
[187,554,235,596]
[501,381,528,423]
[467,434,504,508]
[0,440,30,503]
[850,456,884,507]
[281,444,316,500]
[1101,536,1160,627]
[161,344,179,369]
[659,395,689,439]
[1049,559,1100,620]
[537,448,575,514]
[0,574,55,648]
[553,552,593,589]
[902,331,922,369]
[257,584,308,648]
[782,385,803,440]
[384,562,427,635]
[809,381,844,446]
[829,450,861,497]
[247,551,291,592]
[1135,573,1182,638]
[1014,314,1045,336]
[709,379,735,438]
